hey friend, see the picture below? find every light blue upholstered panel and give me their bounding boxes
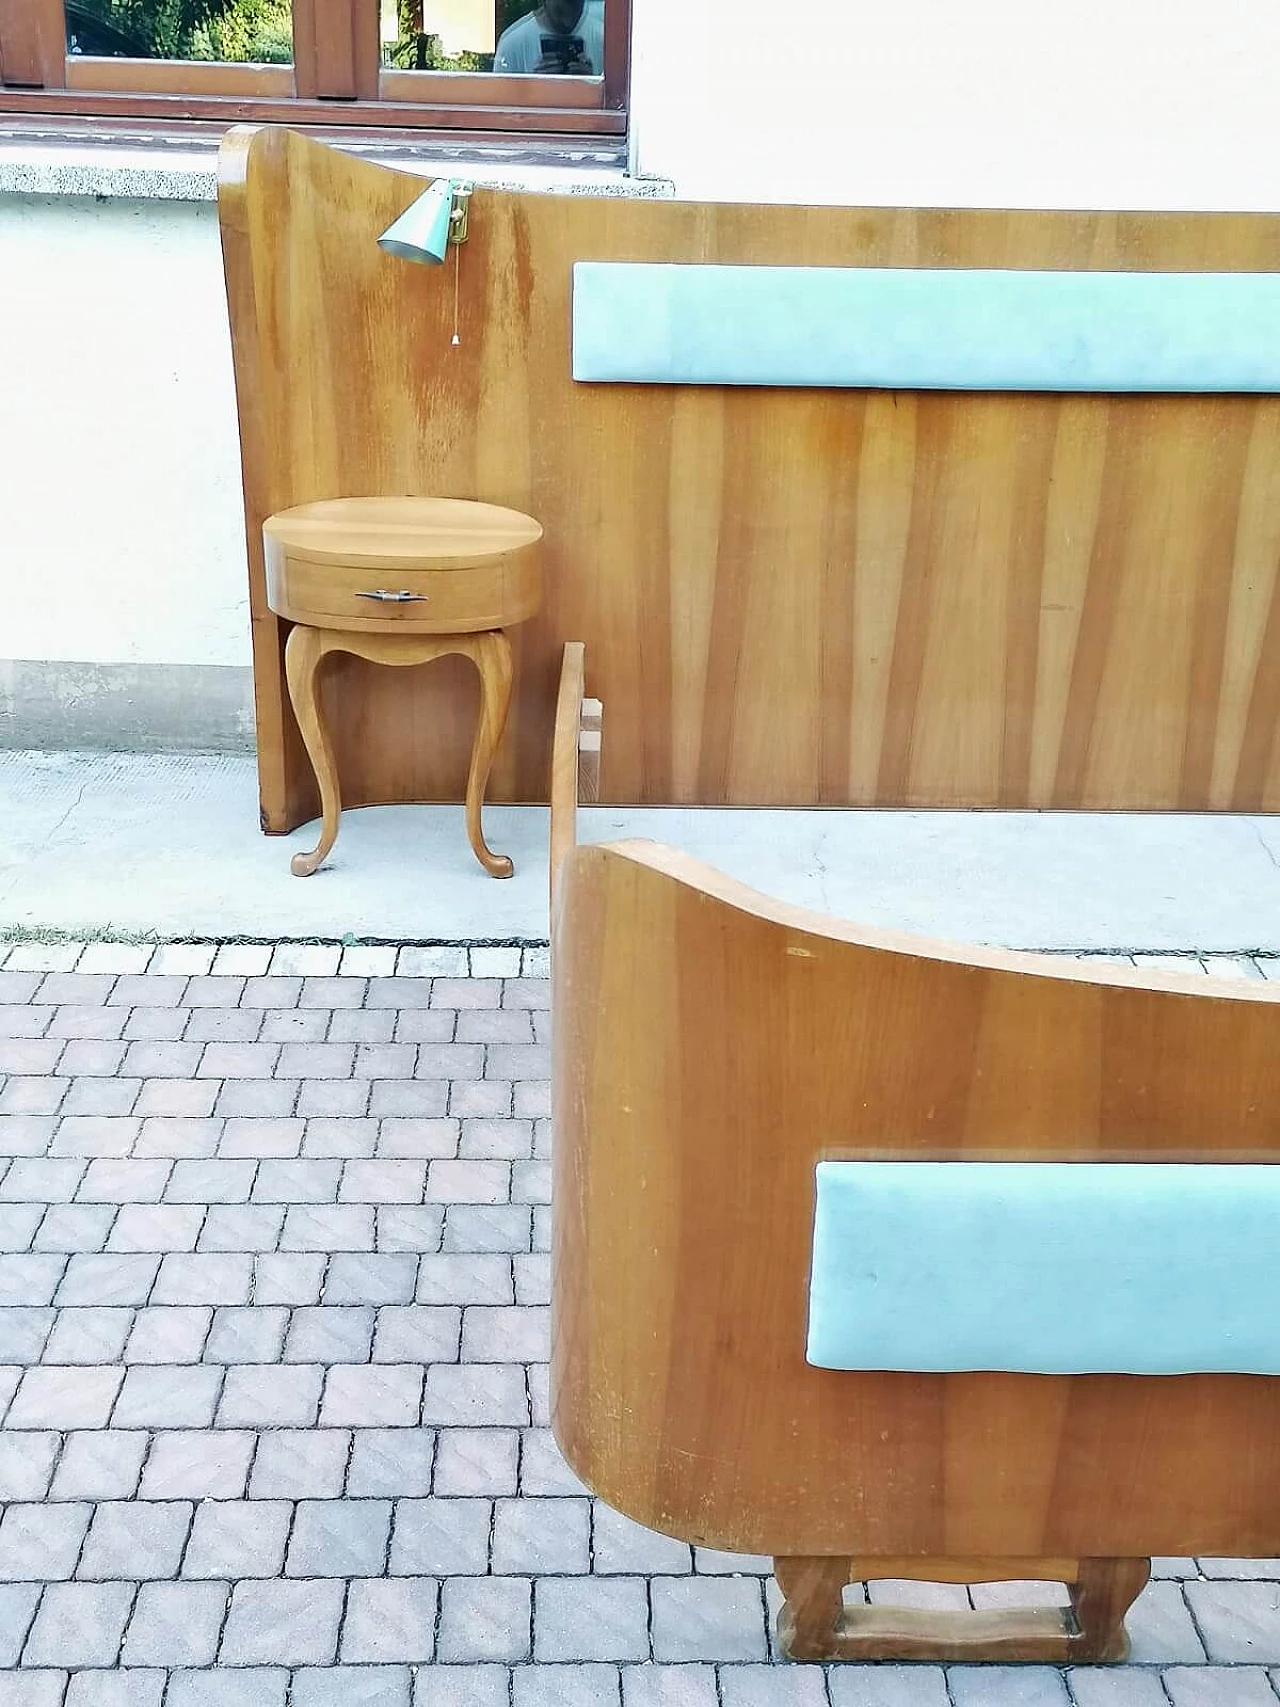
[806,1161,1280,1374]
[572,263,1280,392]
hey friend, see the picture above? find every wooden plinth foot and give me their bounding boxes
[774,1555,1150,1664]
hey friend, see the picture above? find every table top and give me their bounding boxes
[263,497,543,571]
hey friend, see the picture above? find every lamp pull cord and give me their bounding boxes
[452,241,461,347]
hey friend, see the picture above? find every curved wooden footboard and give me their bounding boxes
[550,839,1280,1657]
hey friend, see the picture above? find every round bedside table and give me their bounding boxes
[263,496,543,880]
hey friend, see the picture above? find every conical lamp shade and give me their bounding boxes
[378,180,456,265]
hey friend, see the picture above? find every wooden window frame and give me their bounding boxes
[0,0,628,133]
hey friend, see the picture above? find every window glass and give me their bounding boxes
[381,0,604,75]
[66,0,293,62]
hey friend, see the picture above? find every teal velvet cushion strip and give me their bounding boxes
[572,262,1280,392]
[806,1161,1280,1374]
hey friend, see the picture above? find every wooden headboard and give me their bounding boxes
[218,126,1280,828]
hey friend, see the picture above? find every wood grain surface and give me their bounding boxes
[551,840,1280,1560]
[219,126,1280,829]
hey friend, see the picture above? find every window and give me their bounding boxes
[0,0,628,134]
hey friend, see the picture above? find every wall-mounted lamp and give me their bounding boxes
[377,178,472,266]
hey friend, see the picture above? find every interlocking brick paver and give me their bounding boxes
[948,1667,1070,1704]
[442,1204,531,1253]
[216,1079,297,1117]
[373,1493,482,1583]
[347,1428,436,1497]
[462,1304,548,1362]
[51,1115,140,1158]
[42,1305,133,1364]
[1184,1580,1280,1661]
[722,1665,830,1706]
[287,1305,376,1363]
[198,1204,284,1250]
[182,1500,292,1579]
[0,1204,43,1251]
[439,1575,533,1663]
[513,1666,622,1707]
[0,1582,41,1664]
[122,1580,230,1665]
[418,1254,513,1305]
[74,1160,166,1204]
[56,1252,158,1306]
[7,1364,123,1428]
[48,1431,148,1501]
[219,1578,344,1665]
[0,1432,59,1500]
[423,1363,528,1427]
[1065,1671,1171,1706]
[167,1160,257,1203]
[435,1428,520,1496]
[0,1306,53,1362]
[33,1203,116,1252]
[377,1205,445,1252]
[650,1578,768,1662]
[141,1430,255,1499]
[593,1506,693,1575]
[125,1305,212,1363]
[461,1117,533,1158]
[152,1253,253,1305]
[113,1364,223,1428]
[22,1579,135,1666]
[325,1252,418,1304]
[218,1364,322,1427]
[135,1117,223,1159]
[286,1497,392,1576]
[2,1161,83,1202]
[321,1363,423,1427]
[250,1428,351,1498]
[282,1204,375,1251]
[341,1577,439,1662]
[520,1429,590,1497]
[166,1668,289,1706]
[219,1116,304,1157]
[493,1496,590,1575]
[1163,1668,1280,1704]
[0,1502,91,1580]
[108,1204,204,1252]
[1125,1580,1206,1662]
[254,1159,340,1202]
[373,1304,460,1362]
[369,1081,450,1117]
[293,1667,413,1706]
[78,1499,193,1578]
[450,1081,514,1118]
[304,1116,379,1156]
[535,1579,649,1664]
[204,1304,288,1363]
[252,1252,327,1304]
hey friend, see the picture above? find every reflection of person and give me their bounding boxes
[493,0,604,73]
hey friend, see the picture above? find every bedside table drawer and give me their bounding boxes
[264,547,542,633]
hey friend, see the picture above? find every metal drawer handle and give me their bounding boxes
[356,589,428,603]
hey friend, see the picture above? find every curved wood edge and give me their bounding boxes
[550,642,588,915]
[566,839,1280,1003]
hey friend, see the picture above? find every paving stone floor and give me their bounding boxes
[1,939,1279,1706]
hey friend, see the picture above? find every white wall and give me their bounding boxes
[631,0,1280,210]
[0,194,250,670]
[3,0,1280,742]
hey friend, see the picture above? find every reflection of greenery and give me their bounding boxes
[68,0,543,65]
[68,0,292,60]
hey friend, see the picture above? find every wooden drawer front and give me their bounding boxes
[265,544,541,632]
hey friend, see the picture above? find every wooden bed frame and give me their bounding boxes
[549,643,1280,1664]
[219,127,1280,833]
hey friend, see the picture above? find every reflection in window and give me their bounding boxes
[66,0,293,61]
[381,0,604,74]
